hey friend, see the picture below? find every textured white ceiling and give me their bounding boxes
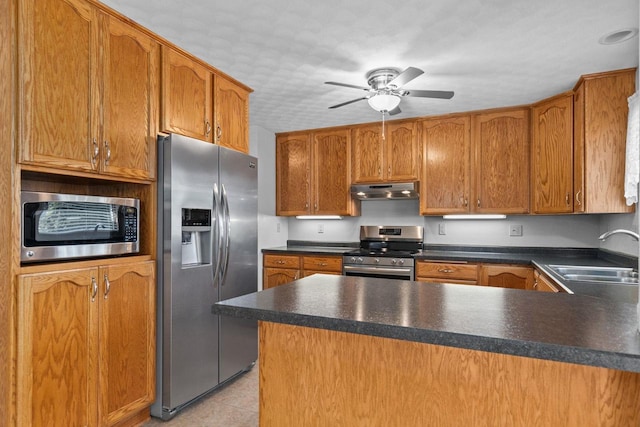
[101,0,639,134]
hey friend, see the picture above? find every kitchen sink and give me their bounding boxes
[548,265,639,284]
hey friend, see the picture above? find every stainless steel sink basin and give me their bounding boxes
[548,265,639,285]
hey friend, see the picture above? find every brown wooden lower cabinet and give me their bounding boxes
[263,253,342,289]
[416,260,479,285]
[17,259,155,427]
[417,260,536,290]
[260,321,640,426]
[480,264,534,289]
[534,269,561,292]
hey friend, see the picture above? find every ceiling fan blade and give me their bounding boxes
[405,90,454,99]
[388,106,402,116]
[386,67,424,88]
[328,97,368,109]
[325,81,370,91]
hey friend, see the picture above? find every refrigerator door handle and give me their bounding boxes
[212,183,223,288]
[220,184,232,286]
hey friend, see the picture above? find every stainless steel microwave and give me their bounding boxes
[21,191,140,263]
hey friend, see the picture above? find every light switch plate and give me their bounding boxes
[438,223,446,235]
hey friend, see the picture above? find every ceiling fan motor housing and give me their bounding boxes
[366,68,401,90]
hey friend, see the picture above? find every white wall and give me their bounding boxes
[252,125,288,290]
[287,199,607,249]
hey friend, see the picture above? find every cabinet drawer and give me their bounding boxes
[416,261,478,281]
[416,277,479,286]
[302,256,342,273]
[264,254,300,269]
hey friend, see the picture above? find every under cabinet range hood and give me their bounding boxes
[350,181,419,200]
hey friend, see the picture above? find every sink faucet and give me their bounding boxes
[599,229,640,241]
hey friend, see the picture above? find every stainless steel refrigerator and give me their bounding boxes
[151,133,258,420]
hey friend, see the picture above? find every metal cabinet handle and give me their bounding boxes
[477,199,480,208]
[91,276,98,302]
[533,279,538,289]
[319,262,327,267]
[438,268,454,274]
[388,165,391,176]
[378,167,382,177]
[575,190,582,206]
[205,120,212,136]
[565,192,570,206]
[216,125,222,141]
[90,138,99,169]
[104,274,110,299]
[104,140,111,165]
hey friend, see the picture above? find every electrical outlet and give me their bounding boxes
[438,223,446,235]
[509,224,523,237]
[276,222,281,233]
[318,224,324,234]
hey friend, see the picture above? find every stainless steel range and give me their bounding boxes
[342,226,423,280]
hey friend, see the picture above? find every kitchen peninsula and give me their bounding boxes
[213,274,640,426]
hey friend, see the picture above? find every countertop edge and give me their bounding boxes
[213,301,640,373]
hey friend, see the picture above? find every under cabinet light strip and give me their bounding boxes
[442,214,507,220]
[295,215,343,220]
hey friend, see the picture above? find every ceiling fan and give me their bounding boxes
[325,67,454,115]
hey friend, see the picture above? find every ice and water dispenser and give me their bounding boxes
[181,208,212,266]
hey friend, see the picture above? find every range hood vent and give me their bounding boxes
[350,182,419,200]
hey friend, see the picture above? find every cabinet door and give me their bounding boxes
[99,261,155,426]
[214,74,250,153]
[161,46,213,141]
[531,94,573,213]
[17,268,99,427]
[263,268,300,289]
[421,117,471,214]
[473,108,530,213]
[480,265,533,290]
[19,0,99,173]
[577,70,635,213]
[276,134,311,215]
[101,13,159,181]
[352,125,384,183]
[534,270,560,292]
[313,129,352,215]
[386,121,420,181]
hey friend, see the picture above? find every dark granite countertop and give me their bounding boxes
[213,274,640,373]
[262,243,638,302]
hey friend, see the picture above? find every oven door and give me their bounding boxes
[343,265,413,281]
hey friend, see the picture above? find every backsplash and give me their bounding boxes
[287,200,637,255]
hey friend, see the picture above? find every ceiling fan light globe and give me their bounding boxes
[368,94,401,112]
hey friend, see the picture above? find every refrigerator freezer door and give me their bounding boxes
[217,146,258,382]
[160,134,221,412]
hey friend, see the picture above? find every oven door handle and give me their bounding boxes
[343,265,413,276]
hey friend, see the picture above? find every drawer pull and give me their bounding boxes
[318,263,327,267]
[438,268,454,274]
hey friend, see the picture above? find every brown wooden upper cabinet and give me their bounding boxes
[421,109,529,215]
[276,130,359,216]
[473,108,530,214]
[161,46,213,142]
[214,74,250,153]
[531,69,635,214]
[531,93,574,213]
[573,69,635,213]
[18,0,159,181]
[421,116,471,214]
[351,121,420,183]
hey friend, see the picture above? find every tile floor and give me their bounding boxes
[143,365,258,427]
